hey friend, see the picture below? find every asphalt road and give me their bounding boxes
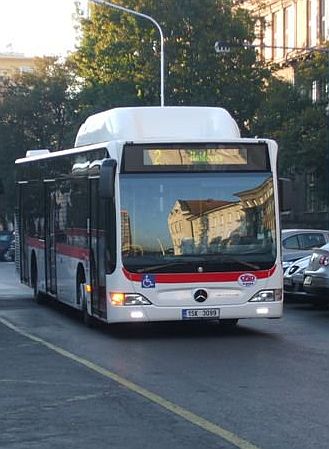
[0,261,328,449]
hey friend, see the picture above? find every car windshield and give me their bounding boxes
[0,234,11,242]
[120,172,276,273]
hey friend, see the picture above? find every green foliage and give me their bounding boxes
[0,57,80,224]
[72,0,270,131]
[295,49,329,105]
[251,52,329,201]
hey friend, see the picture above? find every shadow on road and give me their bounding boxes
[35,296,279,341]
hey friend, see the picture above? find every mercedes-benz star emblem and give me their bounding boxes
[194,289,208,303]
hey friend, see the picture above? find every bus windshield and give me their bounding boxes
[120,171,276,273]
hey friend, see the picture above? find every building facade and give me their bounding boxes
[0,52,36,96]
[238,0,328,63]
[238,0,329,229]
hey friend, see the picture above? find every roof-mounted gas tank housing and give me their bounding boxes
[25,149,50,158]
[74,106,241,147]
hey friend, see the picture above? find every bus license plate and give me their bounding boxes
[182,308,220,320]
[304,276,312,286]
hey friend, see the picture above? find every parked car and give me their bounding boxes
[3,237,15,262]
[282,229,329,272]
[284,255,311,296]
[0,231,14,261]
[303,243,329,303]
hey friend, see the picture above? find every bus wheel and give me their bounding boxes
[76,268,93,327]
[31,258,44,304]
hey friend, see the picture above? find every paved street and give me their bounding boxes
[0,261,328,449]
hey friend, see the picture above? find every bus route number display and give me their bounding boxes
[143,148,248,166]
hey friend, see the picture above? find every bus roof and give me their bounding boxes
[74,106,241,147]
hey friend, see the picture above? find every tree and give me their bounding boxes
[250,49,329,204]
[0,57,80,226]
[72,0,270,132]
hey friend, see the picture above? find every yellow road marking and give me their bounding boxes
[0,317,261,449]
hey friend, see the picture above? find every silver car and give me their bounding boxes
[284,255,311,296]
[282,229,329,272]
[303,243,329,303]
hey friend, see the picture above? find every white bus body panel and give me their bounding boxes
[74,106,241,147]
[56,253,90,307]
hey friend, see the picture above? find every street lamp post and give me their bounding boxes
[89,0,165,107]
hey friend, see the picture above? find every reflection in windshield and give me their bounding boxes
[120,173,276,273]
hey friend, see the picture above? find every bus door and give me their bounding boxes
[45,182,57,295]
[18,183,29,283]
[89,178,107,318]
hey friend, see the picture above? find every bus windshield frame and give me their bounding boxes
[120,142,276,274]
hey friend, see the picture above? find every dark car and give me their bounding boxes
[3,237,15,262]
[284,255,311,296]
[303,243,329,303]
[0,231,14,261]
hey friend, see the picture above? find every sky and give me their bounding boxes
[0,0,88,57]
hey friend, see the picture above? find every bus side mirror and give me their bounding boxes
[99,159,117,199]
[0,179,4,194]
[279,177,292,213]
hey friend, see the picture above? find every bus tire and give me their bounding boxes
[76,267,93,327]
[31,256,44,304]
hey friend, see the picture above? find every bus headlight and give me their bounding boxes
[249,289,282,302]
[110,292,152,306]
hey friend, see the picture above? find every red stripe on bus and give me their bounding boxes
[56,243,90,260]
[26,237,89,260]
[26,237,45,249]
[65,228,88,237]
[123,265,276,283]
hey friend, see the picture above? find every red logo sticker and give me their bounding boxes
[238,273,257,287]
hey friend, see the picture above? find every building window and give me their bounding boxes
[19,66,33,74]
[284,5,295,55]
[319,0,326,42]
[312,80,318,103]
[307,0,317,47]
[272,12,278,60]
[254,17,265,59]
[306,172,316,212]
[272,11,284,60]
[306,171,328,212]
[311,79,328,104]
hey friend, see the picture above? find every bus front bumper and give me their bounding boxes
[106,301,283,323]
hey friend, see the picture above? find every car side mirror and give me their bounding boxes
[279,177,292,213]
[99,159,117,199]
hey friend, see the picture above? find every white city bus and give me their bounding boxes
[16,106,283,325]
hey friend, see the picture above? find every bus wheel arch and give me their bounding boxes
[76,263,86,306]
[76,264,93,326]
[31,252,43,304]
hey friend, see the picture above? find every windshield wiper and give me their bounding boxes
[217,254,260,270]
[135,255,260,273]
[136,261,189,273]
